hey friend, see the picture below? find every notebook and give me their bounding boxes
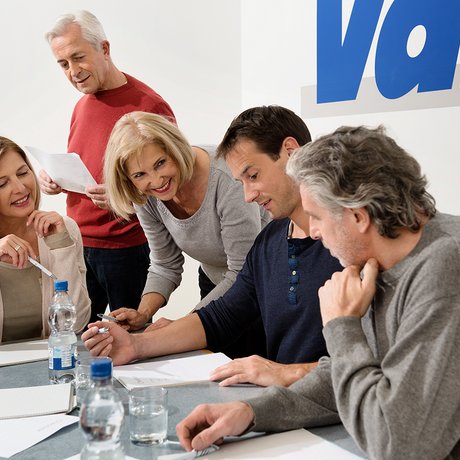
[0,339,48,367]
[0,383,75,419]
[113,352,232,390]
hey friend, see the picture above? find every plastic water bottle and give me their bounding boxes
[48,279,77,384]
[80,358,125,460]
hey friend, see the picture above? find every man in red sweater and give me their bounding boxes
[39,10,175,323]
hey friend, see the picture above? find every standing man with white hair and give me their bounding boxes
[39,10,175,323]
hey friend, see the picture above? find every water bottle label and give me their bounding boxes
[48,345,76,370]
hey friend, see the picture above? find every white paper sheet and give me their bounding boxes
[25,146,97,194]
[113,352,231,390]
[65,456,138,460]
[0,414,78,458]
[158,429,362,460]
[0,339,48,367]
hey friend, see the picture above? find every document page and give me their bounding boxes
[158,429,363,460]
[65,455,138,460]
[113,352,231,390]
[25,146,97,194]
[0,339,48,367]
[0,383,74,419]
[0,414,78,458]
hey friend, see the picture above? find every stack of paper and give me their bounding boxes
[0,383,75,419]
[113,352,231,390]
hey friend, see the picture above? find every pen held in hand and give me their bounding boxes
[97,313,120,323]
[28,256,58,280]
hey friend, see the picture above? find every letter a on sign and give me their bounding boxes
[376,0,460,99]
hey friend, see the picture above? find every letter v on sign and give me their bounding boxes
[317,0,384,103]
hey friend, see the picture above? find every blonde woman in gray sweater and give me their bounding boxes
[102,112,269,356]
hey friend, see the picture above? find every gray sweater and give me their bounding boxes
[248,213,460,460]
[135,145,270,310]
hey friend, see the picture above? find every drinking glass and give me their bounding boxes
[129,386,168,445]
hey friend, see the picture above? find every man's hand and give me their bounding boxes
[319,258,379,326]
[209,355,316,387]
[176,401,255,452]
[38,169,63,195]
[81,321,138,365]
[110,308,150,331]
[85,184,109,209]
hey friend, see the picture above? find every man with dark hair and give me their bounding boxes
[38,11,175,323]
[83,106,342,387]
[176,126,460,460]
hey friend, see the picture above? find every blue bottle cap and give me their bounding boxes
[90,358,112,379]
[54,280,68,291]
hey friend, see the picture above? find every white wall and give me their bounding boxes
[2,1,459,319]
[0,0,242,320]
[241,0,460,215]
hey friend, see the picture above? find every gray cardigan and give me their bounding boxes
[135,145,270,310]
[247,213,460,460]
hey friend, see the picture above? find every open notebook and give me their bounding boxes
[0,339,48,367]
[0,383,75,419]
[113,352,231,390]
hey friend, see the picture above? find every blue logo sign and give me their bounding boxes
[302,0,460,117]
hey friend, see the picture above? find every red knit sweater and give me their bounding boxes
[67,73,175,248]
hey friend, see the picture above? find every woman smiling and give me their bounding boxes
[0,137,90,342]
[102,112,269,356]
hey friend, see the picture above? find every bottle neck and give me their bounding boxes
[92,377,112,387]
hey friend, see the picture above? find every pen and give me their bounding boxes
[97,313,120,323]
[155,444,219,460]
[28,256,57,280]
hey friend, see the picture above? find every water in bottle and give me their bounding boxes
[48,279,77,384]
[80,358,125,460]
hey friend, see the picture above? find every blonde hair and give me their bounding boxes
[104,112,195,220]
[0,137,41,210]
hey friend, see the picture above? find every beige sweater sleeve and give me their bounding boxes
[39,216,90,335]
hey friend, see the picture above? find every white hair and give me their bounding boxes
[45,10,107,50]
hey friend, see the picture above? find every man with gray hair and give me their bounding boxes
[39,11,175,323]
[176,126,460,460]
